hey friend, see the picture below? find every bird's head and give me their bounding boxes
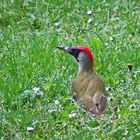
[57,46,94,71]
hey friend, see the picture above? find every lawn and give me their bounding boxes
[0,0,140,139]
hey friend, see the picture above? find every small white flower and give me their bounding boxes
[129,104,136,110]
[55,99,60,105]
[87,18,92,24]
[105,86,111,91]
[27,13,36,20]
[87,10,92,15]
[108,96,113,102]
[32,87,43,98]
[69,75,73,78]
[27,127,34,132]
[48,109,57,113]
[32,87,40,93]
[68,113,77,118]
[109,36,113,41]
[54,22,61,27]
[23,90,30,95]
[124,129,129,135]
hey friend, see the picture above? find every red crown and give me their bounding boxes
[73,46,94,69]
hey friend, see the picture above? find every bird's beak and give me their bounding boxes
[56,46,73,54]
[56,45,80,62]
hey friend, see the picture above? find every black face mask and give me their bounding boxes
[56,46,81,62]
[69,49,81,61]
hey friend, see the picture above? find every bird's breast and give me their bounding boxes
[72,73,91,100]
[71,71,106,115]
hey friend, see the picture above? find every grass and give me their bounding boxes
[0,0,140,139]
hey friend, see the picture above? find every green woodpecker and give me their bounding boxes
[57,46,107,115]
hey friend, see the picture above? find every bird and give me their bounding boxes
[57,45,107,115]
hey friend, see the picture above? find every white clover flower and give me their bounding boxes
[87,10,92,15]
[54,22,61,27]
[55,99,60,105]
[129,104,136,110]
[32,87,40,92]
[48,109,57,113]
[27,127,34,132]
[32,87,43,98]
[108,96,113,102]
[69,75,73,78]
[27,13,36,20]
[105,86,111,91]
[23,90,30,95]
[68,113,77,118]
[109,36,113,41]
[87,18,92,24]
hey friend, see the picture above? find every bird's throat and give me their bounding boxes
[77,59,92,75]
